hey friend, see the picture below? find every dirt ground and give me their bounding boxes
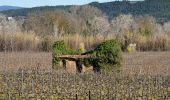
[0,52,52,71]
[0,52,169,75]
[123,52,170,75]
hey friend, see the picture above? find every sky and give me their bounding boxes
[0,0,143,8]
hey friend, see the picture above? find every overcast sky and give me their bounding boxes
[0,0,144,8]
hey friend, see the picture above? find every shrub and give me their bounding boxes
[41,36,54,52]
[84,39,122,72]
[52,41,79,69]
[52,40,122,72]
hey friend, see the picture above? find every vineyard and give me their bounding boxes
[0,52,169,99]
[0,70,169,99]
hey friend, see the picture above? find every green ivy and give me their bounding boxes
[52,40,122,72]
[83,39,122,72]
[52,41,79,69]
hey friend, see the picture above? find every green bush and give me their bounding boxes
[52,41,79,69]
[52,40,122,72]
[84,39,122,72]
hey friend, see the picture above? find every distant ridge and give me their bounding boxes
[0,6,23,11]
[1,0,170,23]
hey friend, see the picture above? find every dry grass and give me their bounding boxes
[1,32,170,52]
[135,34,170,51]
[0,32,42,51]
[57,34,115,50]
[0,33,115,51]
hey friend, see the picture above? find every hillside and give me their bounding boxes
[89,0,170,22]
[0,6,23,11]
[1,0,170,22]
[0,5,71,16]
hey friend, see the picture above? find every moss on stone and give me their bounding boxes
[52,41,79,69]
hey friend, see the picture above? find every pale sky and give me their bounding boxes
[0,0,144,8]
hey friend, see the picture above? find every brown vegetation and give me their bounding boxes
[1,6,170,52]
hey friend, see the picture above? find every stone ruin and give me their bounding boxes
[58,55,94,74]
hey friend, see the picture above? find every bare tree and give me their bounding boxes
[163,22,170,35]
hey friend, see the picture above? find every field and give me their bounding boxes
[123,52,170,75]
[0,52,169,75]
[0,52,169,99]
[0,52,52,71]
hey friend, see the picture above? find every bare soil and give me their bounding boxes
[0,52,169,75]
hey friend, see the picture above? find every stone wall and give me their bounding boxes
[65,60,77,74]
